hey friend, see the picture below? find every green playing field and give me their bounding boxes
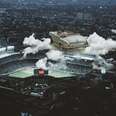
[8,67,75,79]
[9,67,34,78]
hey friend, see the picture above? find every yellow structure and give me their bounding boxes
[49,31,87,49]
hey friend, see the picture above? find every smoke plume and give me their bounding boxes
[84,32,116,55]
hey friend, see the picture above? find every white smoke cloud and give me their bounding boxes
[35,50,64,69]
[46,50,64,61]
[23,33,52,57]
[22,32,115,74]
[35,57,48,69]
[23,33,39,46]
[23,47,35,58]
[23,33,65,69]
[84,32,116,55]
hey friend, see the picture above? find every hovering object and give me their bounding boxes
[49,31,87,49]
